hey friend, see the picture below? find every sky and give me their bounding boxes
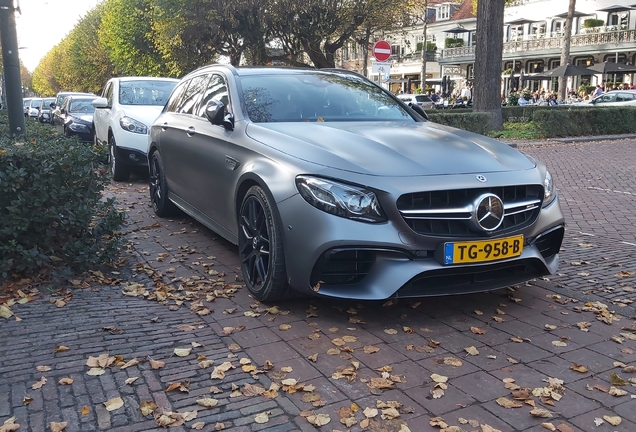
[15,0,103,72]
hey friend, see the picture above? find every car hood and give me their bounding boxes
[245,121,535,176]
[120,105,164,126]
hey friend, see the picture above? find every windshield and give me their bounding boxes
[70,99,96,113]
[119,80,177,106]
[239,72,415,123]
[31,99,43,109]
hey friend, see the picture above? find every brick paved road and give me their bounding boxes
[1,138,636,432]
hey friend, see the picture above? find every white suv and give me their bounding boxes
[93,76,179,181]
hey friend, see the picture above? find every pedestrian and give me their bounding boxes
[593,85,603,97]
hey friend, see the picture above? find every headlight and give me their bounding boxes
[69,123,90,133]
[543,170,556,207]
[119,116,148,134]
[296,175,386,223]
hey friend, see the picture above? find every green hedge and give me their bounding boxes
[430,106,636,138]
[428,111,492,135]
[0,114,125,280]
[533,106,636,137]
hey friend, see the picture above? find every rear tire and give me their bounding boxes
[238,186,289,302]
[149,151,178,217]
[109,135,130,182]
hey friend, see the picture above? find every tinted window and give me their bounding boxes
[165,81,189,113]
[616,92,635,102]
[31,99,43,109]
[69,99,96,113]
[415,95,432,102]
[105,83,114,106]
[176,75,209,115]
[239,73,413,123]
[118,80,177,106]
[197,74,229,117]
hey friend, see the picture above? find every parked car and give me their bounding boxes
[577,90,636,107]
[37,97,56,123]
[50,91,95,125]
[148,65,565,302]
[92,76,179,181]
[27,98,43,119]
[397,93,436,110]
[23,97,33,117]
[53,95,96,142]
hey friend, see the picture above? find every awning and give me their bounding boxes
[597,4,633,13]
[552,11,592,18]
[445,25,472,34]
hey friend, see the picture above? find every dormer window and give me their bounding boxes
[438,4,451,21]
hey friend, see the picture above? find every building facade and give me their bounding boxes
[339,0,636,97]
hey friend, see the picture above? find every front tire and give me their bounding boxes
[238,186,289,302]
[109,135,130,182]
[149,151,177,217]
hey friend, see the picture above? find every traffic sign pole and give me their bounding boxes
[372,41,391,88]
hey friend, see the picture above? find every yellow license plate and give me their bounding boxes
[443,235,524,264]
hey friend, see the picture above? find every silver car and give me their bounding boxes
[148,65,564,302]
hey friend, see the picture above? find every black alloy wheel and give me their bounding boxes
[149,151,177,217]
[238,186,288,302]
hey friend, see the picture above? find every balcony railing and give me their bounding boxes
[395,51,441,63]
[440,28,636,60]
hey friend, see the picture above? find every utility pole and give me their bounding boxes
[0,0,26,135]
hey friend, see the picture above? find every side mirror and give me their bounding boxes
[92,97,108,109]
[50,102,56,109]
[204,100,234,131]
[408,103,429,120]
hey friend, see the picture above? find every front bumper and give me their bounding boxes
[277,189,565,300]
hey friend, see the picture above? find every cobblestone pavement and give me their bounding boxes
[1,138,636,432]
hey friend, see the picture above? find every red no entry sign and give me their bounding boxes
[372,40,391,62]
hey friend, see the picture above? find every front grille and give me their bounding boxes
[395,259,546,297]
[397,185,543,237]
[310,249,376,286]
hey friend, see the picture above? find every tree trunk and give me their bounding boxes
[420,0,428,91]
[559,0,576,101]
[362,26,371,77]
[473,0,504,131]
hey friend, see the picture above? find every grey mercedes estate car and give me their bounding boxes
[148,65,565,302]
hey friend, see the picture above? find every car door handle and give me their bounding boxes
[161,122,168,131]
[187,126,196,136]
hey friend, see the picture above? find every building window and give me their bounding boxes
[437,5,450,21]
[391,45,403,56]
[509,25,524,41]
[552,20,563,36]
[531,23,546,38]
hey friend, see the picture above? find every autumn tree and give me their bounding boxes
[99,0,171,76]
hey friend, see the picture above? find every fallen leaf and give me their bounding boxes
[49,421,67,432]
[306,413,331,426]
[174,347,192,357]
[465,346,479,356]
[470,326,486,335]
[192,422,205,430]
[497,397,523,408]
[384,328,398,335]
[103,397,124,412]
[58,377,74,385]
[140,401,158,416]
[197,398,219,407]
[120,358,138,369]
[36,365,52,372]
[125,377,138,385]
[431,373,448,383]
[279,324,291,331]
[610,372,628,386]
[540,422,556,431]
[569,364,589,373]
[54,345,70,352]
[603,415,622,426]
[443,357,463,367]
[530,408,553,418]
[149,358,165,369]
[552,340,567,347]
[31,376,47,389]
[609,386,628,396]
[80,406,90,416]
[23,397,33,405]
[544,324,557,331]
[0,417,20,432]
[86,368,105,376]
